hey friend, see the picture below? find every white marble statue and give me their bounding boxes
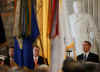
[69,1,97,55]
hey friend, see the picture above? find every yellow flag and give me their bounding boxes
[36,0,51,64]
[36,0,43,57]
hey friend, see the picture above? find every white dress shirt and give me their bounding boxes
[34,56,38,61]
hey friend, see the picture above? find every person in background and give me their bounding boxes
[0,55,10,72]
[4,47,14,66]
[0,56,5,66]
[62,58,85,72]
[33,45,48,69]
[34,64,49,72]
[77,41,99,63]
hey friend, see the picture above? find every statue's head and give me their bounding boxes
[73,1,82,14]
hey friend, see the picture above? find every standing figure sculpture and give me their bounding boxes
[69,1,97,55]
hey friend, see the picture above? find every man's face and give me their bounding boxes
[33,47,39,57]
[83,42,91,53]
[9,48,14,57]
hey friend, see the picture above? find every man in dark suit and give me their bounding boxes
[77,41,99,63]
[33,45,48,69]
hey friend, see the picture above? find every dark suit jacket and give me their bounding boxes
[4,56,10,66]
[33,56,45,69]
[77,52,99,63]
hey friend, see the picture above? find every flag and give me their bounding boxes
[49,0,65,72]
[21,0,31,37]
[14,37,23,67]
[23,0,40,69]
[36,0,44,57]
[36,0,51,64]
[13,0,23,67]
[23,38,33,69]
[30,2,40,41]
[49,0,59,38]
[13,0,21,37]
[41,0,50,59]
[14,0,39,69]
[48,0,57,37]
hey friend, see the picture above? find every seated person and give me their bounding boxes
[0,55,5,66]
[33,45,48,69]
[34,64,49,72]
[77,41,99,63]
[4,47,14,66]
[62,59,85,72]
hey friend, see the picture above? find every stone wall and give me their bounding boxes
[2,12,14,47]
[0,0,14,56]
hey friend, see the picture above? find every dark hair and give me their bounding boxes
[0,59,4,61]
[84,41,91,46]
[62,59,85,72]
[9,46,14,49]
[33,45,40,49]
[62,58,74,72]
[9,46,14,48]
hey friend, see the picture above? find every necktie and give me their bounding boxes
[84,54,87,61]
[34,57,38,68]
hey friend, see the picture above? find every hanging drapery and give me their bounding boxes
[36,0,51,64]
[14,0,40,69]
[13,0,21,37]
[0,16,6,44]
[36,0,44,57]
